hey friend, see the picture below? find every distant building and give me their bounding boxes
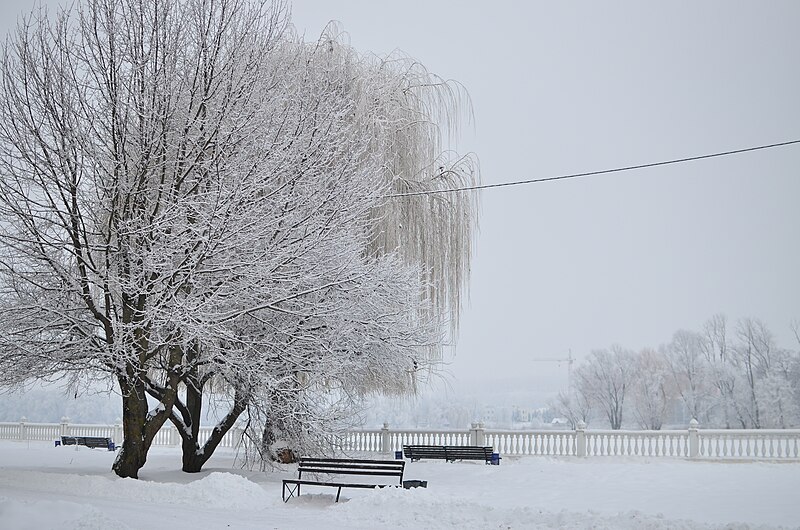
[512,406,530,423]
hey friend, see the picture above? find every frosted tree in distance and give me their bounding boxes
[574,346,634,430]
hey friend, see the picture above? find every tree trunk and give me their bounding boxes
[112,378,151,479]
[181,436,206,473]
[177,377,247,473]
[113,354,181,478]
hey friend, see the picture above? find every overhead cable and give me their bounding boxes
[389,139,800,198]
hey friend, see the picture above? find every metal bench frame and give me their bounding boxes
[282,458,405,502]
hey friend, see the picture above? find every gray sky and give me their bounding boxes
[2,1,798,399]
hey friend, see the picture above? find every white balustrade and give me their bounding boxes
[486,430,577,456]
[0,419,244,449]
[698,429,800,459]
[585,430,689,457]
[2,419,799,461]
[343,421,800,461]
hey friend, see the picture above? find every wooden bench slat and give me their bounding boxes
[300,461,404,467]
[60,436,115,451]
[300,457,403,464]
[403,444,495,463]
[302,467,403,477]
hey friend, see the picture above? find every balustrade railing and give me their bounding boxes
[585,429,689,457]
[487,430,577,456]
[343,420,800,461]
[0,418,243,449]
[2,418,799,461]
[697,429,800,459]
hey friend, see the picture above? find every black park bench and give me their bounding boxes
[59,435,116,451]
[282,458,405,502]
[403,444,497,464]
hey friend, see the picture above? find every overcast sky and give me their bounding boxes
[2,1,798,400]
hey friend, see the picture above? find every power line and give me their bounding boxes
[389,139,800,198]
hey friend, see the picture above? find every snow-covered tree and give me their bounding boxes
[732,318,775,428]
[551,387,592,429]
[629,348,672,430]
[0,0,478,478]
[574,346,634,429]
[663,329,713,423]
[699,314,740,427]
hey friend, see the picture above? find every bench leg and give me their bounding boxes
[283,483,300,503]
[335,487,342,503]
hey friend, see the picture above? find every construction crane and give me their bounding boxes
[529,350,574,391]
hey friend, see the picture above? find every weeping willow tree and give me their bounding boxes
[236,26,479,458]
[343,34,479,341]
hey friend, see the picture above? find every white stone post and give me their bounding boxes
[113,418,123,445]
[576,421,587,457]
[469,423,478,445]
[19,416,27,441]
[475,422,486,446]
[60,416,71,437]
[688,419,699,458]
[381,422,391,454]
[168,425,180,447]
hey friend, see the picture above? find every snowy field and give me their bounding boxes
[0,441,798,529]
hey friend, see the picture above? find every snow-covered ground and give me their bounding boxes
[0,441,797,529]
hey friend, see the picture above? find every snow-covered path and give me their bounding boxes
[0,441,797,529]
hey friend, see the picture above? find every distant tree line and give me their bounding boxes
[553,315,800,430]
